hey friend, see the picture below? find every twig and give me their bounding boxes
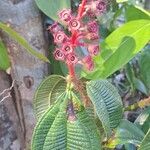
[0,80,15,96]
[0,92,11,104]
[0,80,15,104]
[124,97,150,111]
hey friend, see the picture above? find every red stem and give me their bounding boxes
[77,0,87,19]
[67,63,75,77]
[67,0,86,78]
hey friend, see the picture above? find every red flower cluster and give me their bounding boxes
[48,0,106,71]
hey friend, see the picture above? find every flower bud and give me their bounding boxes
[47,22,61,33]
[54,31,67,44]
[86,61,94,71]
[85,0,106,16]
[88,44,100,56]
[86,9,96,18]
[58,9,72,22]
[53,49,65,61]
[82,55,94,71]
[83,55,92,64]
[66,53,78,64]
[87,33,99,40]
[69,18,81,30]
[62,43,73,54]
[96,0,107,14]
[87,21,99,33]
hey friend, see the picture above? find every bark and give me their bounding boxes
[0,71,23,150]
[144,0,150,10]
[0,0,49,149]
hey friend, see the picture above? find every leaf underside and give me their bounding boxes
[86,79,123,137]
[32,105,102,150]
[33,75,66,119]
[0,22,49,63]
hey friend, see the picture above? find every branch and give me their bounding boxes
[124,97,150,111]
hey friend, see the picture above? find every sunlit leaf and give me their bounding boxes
[0,22,49,63]
[83,20,150,79]
[0,39,10,70]
[125,5,150,21]
[116,0,128,3]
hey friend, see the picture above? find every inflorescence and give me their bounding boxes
[48,0,107,71]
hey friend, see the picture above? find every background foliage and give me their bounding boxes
[0,0,150,150]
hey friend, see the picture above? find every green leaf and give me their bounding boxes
[125,5,150,21]
[125,63,135,92]
[35,0,71,23]
[32,94,65,150]
[43,109,67,150]
[138,47,150,94]
[138,129,150,150]
[44,108,101,150]
[106,120,145,148]
[86,79,123,137]
[0,22,49,63]
[32,99,102,150]
[99,36,136,78]
[133,78,148,96]
[135,107,150,134]
[125,63,148,95]
[75,109,102,149]
[116,0,128,3]
[34,75,66,119]
[83,19,150,79]
[0,39,10,70]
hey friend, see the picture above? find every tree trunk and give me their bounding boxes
[0,71,23,150]
[0,0,49,149]
[145,0,150,10]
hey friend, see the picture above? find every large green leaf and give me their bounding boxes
[43,109,67,150]
[32,94,65,150]
[35,0,71,23]
[43,108,101,150]
[0,22,49,63]
[0,39,10,70]
[32,98,102,150]
[125,5,150,21]
[106,120,145,148]
[86,79,123,137]
[75,109,101,149]
[34,75,66,119]
[138,129,150,150]
[83,19,150,79]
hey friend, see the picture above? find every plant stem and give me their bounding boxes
[67,63,75,78]
[77,0,87,19]
[67,0,87,78]
[124,97,150,111]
